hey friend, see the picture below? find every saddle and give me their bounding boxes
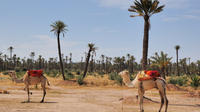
[28,70,43,77]
[138,70,160,81]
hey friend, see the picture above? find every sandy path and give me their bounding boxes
[0,84,200,112]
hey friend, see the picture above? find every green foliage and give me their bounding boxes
[77,75,84,85]
[65,72,75,80]
[190,75,200,88]
[46,70,59,77]
[168,76,188,86]
[108,72,123,85]
[98,71,105,76]
[2,71,8,75]
[76,70,81,75]
[15,71,26,78]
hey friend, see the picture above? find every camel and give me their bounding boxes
[119,70,168,112]
[8,71,24,83]
[8,70,50,103]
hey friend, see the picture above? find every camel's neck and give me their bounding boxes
[11,76,23,83]
[122,74,139,88]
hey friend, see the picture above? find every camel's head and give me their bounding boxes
[119,70,131,84]
[7,71,16,78]
[119,70,129,77]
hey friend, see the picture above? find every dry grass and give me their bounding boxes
[84,75,117,86]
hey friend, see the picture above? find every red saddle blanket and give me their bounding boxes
[144,70,160,77]
[138,70,160,81]
[28,70,43,77]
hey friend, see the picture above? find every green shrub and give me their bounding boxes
[76,71,81,75]
[47,70,59,77]
[77,75,84,85]
[108,72,118,80]
[108,72,123,85]
[16,71,26,78]
[65,72,75,80]
[98,71,105,75]
[190,75,200,88]
[168,76,188,86]
[2,71,8,75]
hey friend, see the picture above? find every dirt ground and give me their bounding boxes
[0,75,200,112]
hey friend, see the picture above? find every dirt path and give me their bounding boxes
[0,84,200,112]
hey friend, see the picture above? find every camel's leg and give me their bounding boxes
[157,81,168,112]
[164,88,168,112]
[40,81,46,103]
[138,81,144,112]
[158,91,164,112]
[26,85,30,102]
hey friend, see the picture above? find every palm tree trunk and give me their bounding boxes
[83,50,91,79]
[57,32,65,80]
[142,16,150,70]
[176,50,179,76]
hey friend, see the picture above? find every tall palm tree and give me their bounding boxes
[50,20,68,80]
[175,45,180,76]
[128,0,165,70]
[8,46,14,60]
[82,43,97,79]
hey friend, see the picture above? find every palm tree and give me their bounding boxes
[175,45,180,76]
[82,43,97,79]
[128,0,165,70]
[8,46,14,60]
[50,20,68,80]
[150,51,172,79]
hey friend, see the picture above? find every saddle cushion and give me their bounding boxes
[138,70,160,81]
[28,70,43,77]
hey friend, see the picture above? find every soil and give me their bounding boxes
[0,75,200,112]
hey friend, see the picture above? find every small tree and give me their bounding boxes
[82,43,97,79]
[150,51,172,79]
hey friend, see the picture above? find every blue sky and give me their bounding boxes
[0,0,200,62]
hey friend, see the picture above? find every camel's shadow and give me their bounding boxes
[21,101,57,103]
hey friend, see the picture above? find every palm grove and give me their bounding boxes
[0,0,200,86]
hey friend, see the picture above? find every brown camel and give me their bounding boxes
[119,70,168,112]
[8,71,23,83]
[8,71,50,103]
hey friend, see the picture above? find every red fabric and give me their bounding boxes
[144,70,160,78]
[28,70,43,77]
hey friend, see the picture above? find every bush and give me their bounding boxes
[65,72,75,80]
[108,72,123,85]
[168,76,188,86]
[77,75,84,85]
[76,71,81,75]
[190,75,200,88]
[47,70,59,77]
[2,71,8,75]
[16,71,26,78]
